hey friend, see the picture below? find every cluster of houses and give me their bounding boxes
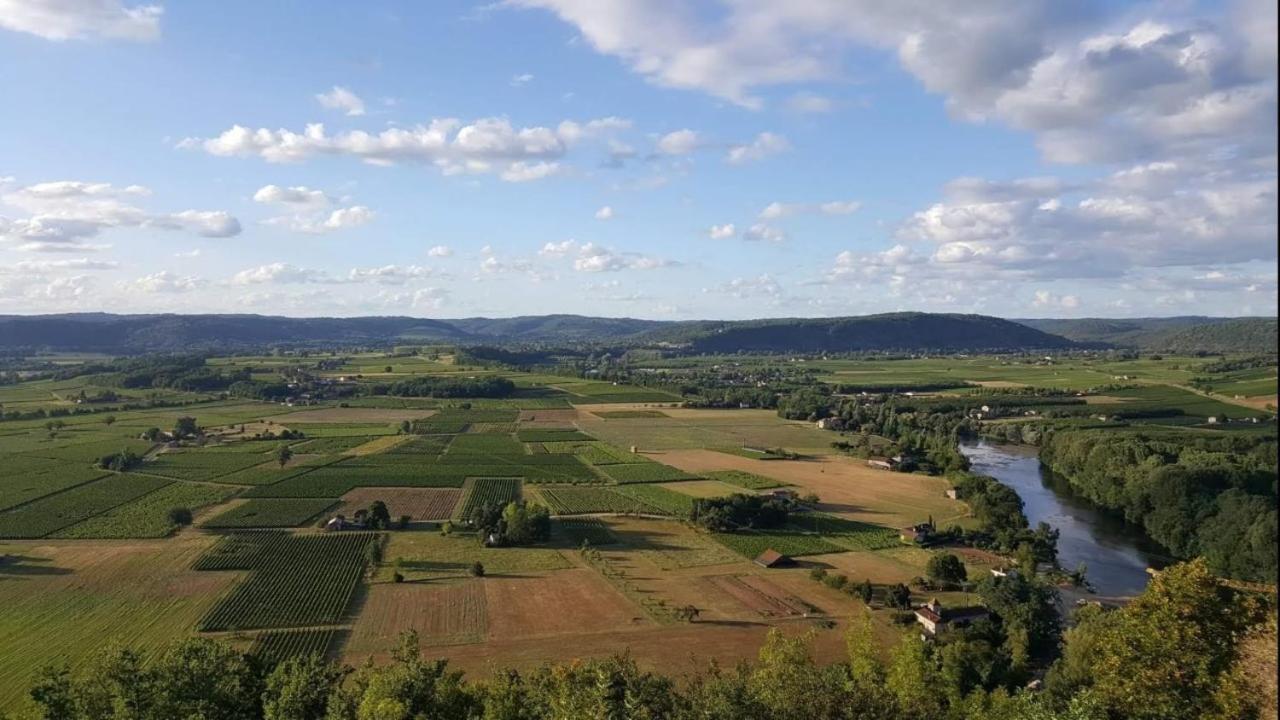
[324,510,372,531]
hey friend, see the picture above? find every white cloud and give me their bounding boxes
[346,264,434,284]
[787,92,834,113]
[253,184,330,206]
[9,257,118,272]
[538,239,577,257]
[726,132,789,164]
[188,116,626,182]
[513,2,1276,168]
[427,244,453,257]
[0,178,240,251]
[0,0,161,41]
[125,270,203,293]
[716,274,783,300]
[707,223,735,239]
[759,199,860,220]
[264,205,373,234]
[231,263,335,285]
[1031,290,1081,310]
[656,129,700,155]
[315,86,366,116]
[594,205,615,220]
[510,73,535,86]
[742,223,786,243]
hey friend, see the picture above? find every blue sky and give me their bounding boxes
[0,0,1275,319]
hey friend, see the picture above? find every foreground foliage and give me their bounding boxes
[21,560,1274,720]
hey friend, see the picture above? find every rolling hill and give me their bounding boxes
[1016,316,1277,353]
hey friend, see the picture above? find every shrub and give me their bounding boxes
[392,571,405,583]
[823,573,848,590]
[167,507,194,526]
[809,568,828,582]
[470,561,485,577]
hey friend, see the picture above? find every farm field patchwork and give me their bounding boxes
[597,461,700,483]
[380,531,570,581]
[535,486,652,515]
[704,470,785,490]
[0,463,110,511]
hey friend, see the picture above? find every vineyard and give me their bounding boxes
[447,433,527,456]
[598,462,700,484]
[537,486,651,515]
[704,470,784,490]
[0,463,109,511]
[0,474,172,539]
[555,518,618,546]
[516,429,593,443]
[612,484,695,516]
[456,477,522,519]
[203,498,337,528]
[711,529,845,558]
[786,513,900,551]
[339,487,462,521]
[52,482,236,538]
[197,531,377,631]
[250,628,337,664]
[143,451,274,482]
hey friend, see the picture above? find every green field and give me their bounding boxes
[0,474,173,538]
[53,482,237,538]
[456,477,523,519]
[203,498,337,528]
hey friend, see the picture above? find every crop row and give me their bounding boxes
[203,498,337,528]
[597,462,699,484]
[515,429,593,443]
[703,470,783,490]
[250,628,337,665]
[536,487,651,515]
[0,463,109,512]
[53,482,235,538]
[197,531,377,631]
[0,474,172,538]
[456,477,523,519]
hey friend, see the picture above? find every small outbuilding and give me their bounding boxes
[867,456,897,471]
[753,549,794,568]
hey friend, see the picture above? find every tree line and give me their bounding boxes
[19,561,1273,720]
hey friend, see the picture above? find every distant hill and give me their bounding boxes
[0,311,1077,354]
[0,314,468,353]
[1016,317,1277,353]
[446,314,666,342]
[639,313,1076,353]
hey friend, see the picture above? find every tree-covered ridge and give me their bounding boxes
[1039,428,1278,582]
[642,313,1078,353]
[21,561,1274,720]
[1017,316,1278,353]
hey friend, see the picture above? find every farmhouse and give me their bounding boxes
[324,515,348,531]
[914,599,990,637]
[753,549,794,568]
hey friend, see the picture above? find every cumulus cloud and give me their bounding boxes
[185,116,629,182]
[787,92,834,113]
[715,274,783,300]
[315,86,366,116]
[253,184,330,206]
[255,184,372,234]
[742,223,786,243]
[759,199,860,219]
[536,239,675,272]
[510,73,535,86]
[231,263,335,285]
[707,223,735,239]
[656,129,700,155]
[10,257,118,272]
[511,1,1276,167]
[0,0,162,41]
[594,205,614,220]
[427,244,453,257]
[1031,289,1080,310]
[0,178,240,251]
[125,270,203,293]
[725,132,789,164]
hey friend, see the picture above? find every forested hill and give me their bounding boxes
[639,313,1078,353]
[0,313,470,353]
[1017,316,1277,353]
[0,311,1078,353]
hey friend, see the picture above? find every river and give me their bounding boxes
[959,439,1172,597]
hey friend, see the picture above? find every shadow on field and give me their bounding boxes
[0,554,71,578]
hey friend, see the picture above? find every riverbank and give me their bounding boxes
[959,439,1172,597]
